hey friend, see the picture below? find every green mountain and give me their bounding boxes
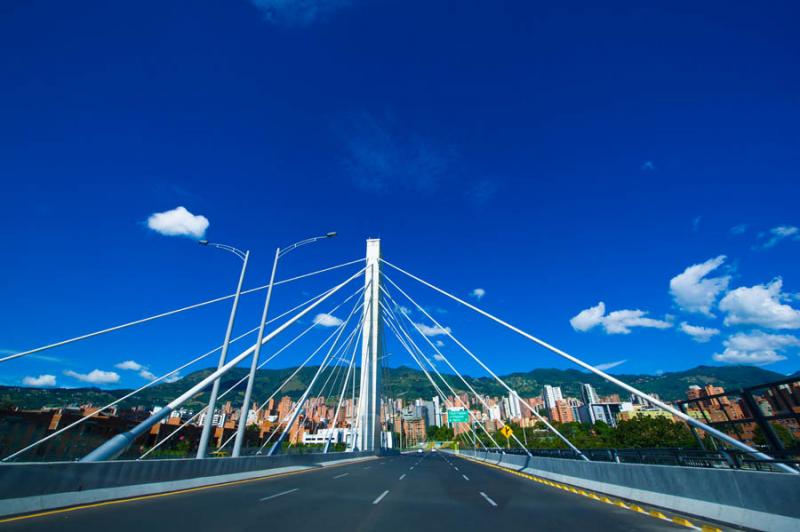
[0,364,788,411]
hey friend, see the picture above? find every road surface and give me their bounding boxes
[1,452,683,531]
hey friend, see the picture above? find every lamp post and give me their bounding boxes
[231,232,336,457]
[196,240,249,459]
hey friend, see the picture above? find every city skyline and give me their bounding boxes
[5,373,797,460]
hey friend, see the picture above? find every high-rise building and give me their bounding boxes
[421,400,436,427]
[508,391,522,419]
[550,399,574,423]
[581,383,599,405]
[577,402,633,427]
[542,385,563,410]
[432,396,442,426]
[501,397,511,420]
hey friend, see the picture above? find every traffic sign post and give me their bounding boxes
[500,425,513,448]
[447,409,469,423]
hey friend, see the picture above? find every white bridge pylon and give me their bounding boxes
[355,239,382,452]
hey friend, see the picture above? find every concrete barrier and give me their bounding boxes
[454,450,800,532]
[0,451,373,518]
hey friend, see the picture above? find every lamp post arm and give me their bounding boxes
[278,234,335,258]
[207,243,247,261]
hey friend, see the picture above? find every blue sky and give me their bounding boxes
[1,1,799,390]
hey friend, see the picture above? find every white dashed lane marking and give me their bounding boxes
[480,492,498,507]
[260,488,299,502]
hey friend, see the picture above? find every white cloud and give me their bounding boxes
[465,180,498,206]
[249,0,352,27]
[640,161,655,171]
[146,206,209,239]
[570,302,606,332]
[761,225,799,249]
[165,372,182,384]
[340,111,454,194]
[115,360,157,380]
[594,360,627,371]
[415,323,451,337]
[669,255,730,316]
[730,224,748,235]
[713,331,800,365]
[603,310,672,334]
[23,374,56,387]
[570,302,671,335]
[314,313,343,327]
[435,340,445,347]
[433,354,446,362]
[115,360,144,371]
[679,322,720,343]
[719,279,800,329]
[63,369,120,385]
[470,288,486,300]
[29,354,63,363]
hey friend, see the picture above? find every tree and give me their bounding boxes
[426,425,454,442]
[612,416,697,448]
[753,422,797,449]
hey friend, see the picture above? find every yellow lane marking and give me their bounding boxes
[0,457,377,524]
[454,454,706,530]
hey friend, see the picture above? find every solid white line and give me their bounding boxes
[480,492,497,507]
[373,490,390,505]
[462,474,470,481]
[260,488,299,501]
[334,473,349,479]
[399,474,406,480]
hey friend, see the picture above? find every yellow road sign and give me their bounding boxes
[500,425,513,438]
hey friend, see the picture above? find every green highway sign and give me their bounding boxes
[447,409,469,423]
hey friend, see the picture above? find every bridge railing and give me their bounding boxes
[467,446,800,473]
[454,449,800,531]
[0,450,373,518]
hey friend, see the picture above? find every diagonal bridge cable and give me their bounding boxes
[1,258,365,365]
[3,282,352,462]
[381,302,499,450]
[381,258,799,473]
[81,266,366,462]
[382,280,585,459]
[139,285,366,459]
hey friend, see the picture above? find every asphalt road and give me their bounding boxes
[1,452,683,531]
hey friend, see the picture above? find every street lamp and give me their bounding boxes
[195,239,250,459]
[231,232,337,457]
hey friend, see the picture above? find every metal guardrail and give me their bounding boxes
[468,447,800,473]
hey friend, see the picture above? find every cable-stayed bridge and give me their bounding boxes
[0,238,798,531]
